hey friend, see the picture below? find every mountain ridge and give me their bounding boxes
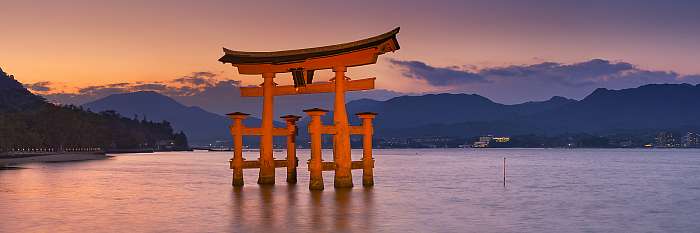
[83,91,270,145]
[0,68,46,112]
[336,83,700,138]
[79,83,700,144]
[1,68,187,151]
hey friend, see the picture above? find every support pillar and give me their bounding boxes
[227,112,250,187]
[259,73,276,185]
[356,112,377,187]
[332,66,353,188]
[281,115,301,184]
[305,108,328,190]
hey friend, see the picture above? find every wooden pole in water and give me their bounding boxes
[226,112,249,187]
[281,115,301,184]
[305,108,328,190]
[503,157,506,187]
[356,112,377,187]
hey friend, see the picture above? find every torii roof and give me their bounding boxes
[219,27,400,65]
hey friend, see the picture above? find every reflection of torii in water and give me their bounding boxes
[219,27,400,189]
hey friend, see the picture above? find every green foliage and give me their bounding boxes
[173,131,189,150]
[0,103,188,151]
[0,68,188,151]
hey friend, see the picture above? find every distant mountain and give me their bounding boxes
[525,83,700,134]
[49,75,700,144]
[1,67,186,151]
[340,84,699,138]
[43,79,404,118]
[341,93,575,131]
[508,96,577,116]
[346,93,509,129]
[293,93,576,139]
[84,91,265,145]
[172,85,404,117]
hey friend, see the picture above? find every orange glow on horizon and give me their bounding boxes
[2,1,699,97]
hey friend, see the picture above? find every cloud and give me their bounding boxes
[682,75,700,82]
[478,59,674,88]
[172,71,218,87]
[24,81,52,92]
[41,59,700,108]
[389,59,489,86]
[40,70,403,116]
[76,71,233,96]
[43,71,242,105]
[106,83,130,88]
[132,83,168,91]
[390,58,700,103]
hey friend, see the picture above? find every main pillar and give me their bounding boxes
[259,73,276,185]
[332,66,353,188]
[305,108,328,190]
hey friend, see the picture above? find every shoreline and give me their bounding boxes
[0,152,108,167]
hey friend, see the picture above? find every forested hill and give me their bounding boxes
[0,67,188,151]
[0,68,45,112]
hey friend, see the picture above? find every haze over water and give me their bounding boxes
[2,149,700,233]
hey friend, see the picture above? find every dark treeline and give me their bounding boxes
[0,106,188,151]
[0,68,188,152]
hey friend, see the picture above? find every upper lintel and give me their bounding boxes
[219,27,400,74]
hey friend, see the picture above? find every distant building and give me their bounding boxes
[410,137,453,148]
[683,132,699,148]
[493,137,510,143]
[472,141,489,148]
[479,136,493,142]
[617,139,633,148]
[655,132,679,148]
[472,135,510,148]
[156,140,175,150]
[473,135,493,148]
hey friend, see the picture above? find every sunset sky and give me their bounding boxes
[2,0,699,104]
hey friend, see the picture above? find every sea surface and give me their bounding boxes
[1,149,700,233]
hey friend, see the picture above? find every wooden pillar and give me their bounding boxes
[356,112,377,187]
[227,112,249,186]
[259,73,276,185]
[304,108,328,190]
[281,115,301,184]
[332,66,353,188]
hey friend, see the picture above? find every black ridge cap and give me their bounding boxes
[219,27,400,65]
[226,112,250,116]
[303,108,329,113]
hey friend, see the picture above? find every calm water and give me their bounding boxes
[1,149,700,233]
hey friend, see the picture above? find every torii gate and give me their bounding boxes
[219,27,400,189]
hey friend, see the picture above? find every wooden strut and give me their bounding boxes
[227,70,378,190]
[226,108,377,190]
[303,108,377,190]
[239,77,375,97]
[227,112,301,186]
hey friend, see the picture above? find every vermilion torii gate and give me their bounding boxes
[219,27,400,189]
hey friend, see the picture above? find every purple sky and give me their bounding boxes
[2,0,699,104]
